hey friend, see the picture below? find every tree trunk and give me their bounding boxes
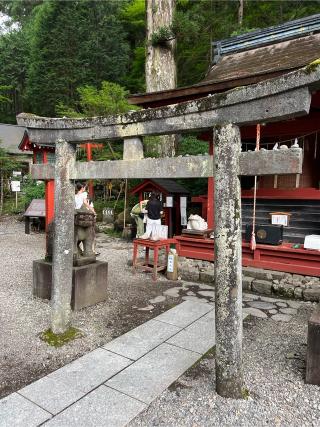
[238,0,244,26]
[145,0,177,157]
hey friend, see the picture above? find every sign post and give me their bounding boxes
[11,180,21,209]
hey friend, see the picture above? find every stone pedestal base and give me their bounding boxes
[33,260,108,310]
[306,309,320,385]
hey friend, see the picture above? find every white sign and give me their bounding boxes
[11,181,21,192]
[271,214,288,226]
[167,254,174,272]
[166,196,173,207]
[12,171,22,177]
[180,196,187,226]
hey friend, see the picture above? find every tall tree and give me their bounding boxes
[26,0,130,116]
[0,29,29,122]
[145,0,177,157]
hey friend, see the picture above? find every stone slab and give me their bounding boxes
[155,300,212,328]
[198,290,215,298]
[247,301,276,310]
[44,385,146,427]
[243,307,268,319]
[252,279,272,295]
[280,307,297,315]
[163,287,180,298]
[182,295,208,303]
[103,319,181,360]
[48,348,131,393]
[0,392,51,426]
[287,300,302,309]
[149,295,166,304]
[33,260,108,310]
[271,314,292,322]
[166,310,215,354]
[106,343,200,404]
[19,376,85,415]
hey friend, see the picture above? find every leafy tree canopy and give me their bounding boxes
[56,81,138,117]
[25,0,130,116]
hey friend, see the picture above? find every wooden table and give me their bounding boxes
[133,238,176,281]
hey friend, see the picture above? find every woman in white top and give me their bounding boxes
[75,183,96,214]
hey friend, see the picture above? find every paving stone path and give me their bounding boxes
[0,300,221,427]
[141,282,301,323]
[0,290,301,427]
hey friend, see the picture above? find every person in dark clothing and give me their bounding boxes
[141,192,163,238]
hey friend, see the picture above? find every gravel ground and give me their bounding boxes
[130,304,320,427]
[1,215,320,426]
[0,216,177,399]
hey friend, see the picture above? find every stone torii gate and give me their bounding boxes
[17,65,320,399]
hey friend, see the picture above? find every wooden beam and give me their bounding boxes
[31,149,303,180]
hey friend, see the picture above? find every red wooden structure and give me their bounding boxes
[129,17,320,276]
[130,179,189,237]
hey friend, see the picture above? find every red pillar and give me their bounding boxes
[207,137,214,229]
[43,151,55,230]
[86,143,94,199]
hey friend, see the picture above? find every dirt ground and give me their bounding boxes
[0,216,180,399]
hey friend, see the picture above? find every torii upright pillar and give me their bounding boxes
[214,123,243,398]
[51,139,76,334]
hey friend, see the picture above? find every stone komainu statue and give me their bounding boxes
[46,207,96,266]
[73,207,96,265]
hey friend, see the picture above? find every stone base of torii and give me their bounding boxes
[17,64,320,397]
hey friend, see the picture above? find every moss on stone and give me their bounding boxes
[304,59,320,75]
[40,327,83,347]
[242,387,250,399]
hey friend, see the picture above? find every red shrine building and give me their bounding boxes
[130,14,320,276]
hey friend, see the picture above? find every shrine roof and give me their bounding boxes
[129,14,320,108]
[130,179,189,195]
[0,123,30,154]
[204,33,320,86]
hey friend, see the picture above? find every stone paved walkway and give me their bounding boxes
[0,300,224,427]
[0,289,303,427]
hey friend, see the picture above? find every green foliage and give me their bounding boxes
[103,227,122,238]
[21,175,45,207]
[151,25,175,47]
[143,135,162,158]
[25,0,130,116]
[40,327,83,347]
[120,0,146,93]
[0,85,11,104]
[56,81,138,117]
[177,135,209,156]
[0,143,20,174]
[0,0,43,24]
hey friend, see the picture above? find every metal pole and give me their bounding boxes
[214,123,243,398]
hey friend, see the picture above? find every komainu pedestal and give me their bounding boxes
[33,260,108,310]
[306,308,320,385]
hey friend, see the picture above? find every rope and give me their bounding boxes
[244,128,320,147]
[250,124,260,251]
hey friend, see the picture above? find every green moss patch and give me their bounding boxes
[242,387,250,400]
[40,327,83,347]
[304,59,320,74]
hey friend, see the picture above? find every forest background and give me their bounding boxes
[0,0,319,215]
